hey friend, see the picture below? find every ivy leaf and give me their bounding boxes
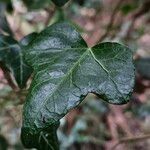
[21,22,135,149]
[0,2,13,35]
[0,34,32,89]
[51,0,70,7]
[135,57,150,79]
[22,122,60,150]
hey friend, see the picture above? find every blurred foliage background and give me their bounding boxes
[0,0,150,149]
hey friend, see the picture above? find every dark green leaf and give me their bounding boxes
[135,57,150,79]
[0,34,32,89]
[51,0,70,7]
[20,32,38,46]
[21,22,135,149]
[0,2,13,35]
[0,135,8,150]
[23,0,51,9]
[21,122,59,150]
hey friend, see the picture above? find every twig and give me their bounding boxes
[98,0,124,42]
[110,106,132,137]
[112,134,150,149]
[45,6,56,26]
[125,0,150,40]
[131,0,150,20]
[0,62,18,91]
[106,114,119,139]
[86,136,104,145]
[115,0,150,41]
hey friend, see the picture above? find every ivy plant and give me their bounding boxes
[0,0,135,150]
[0,34,32,89]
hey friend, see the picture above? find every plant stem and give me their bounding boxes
[98,0,124,42]
[112,134,150,149]
[0,62,18,91]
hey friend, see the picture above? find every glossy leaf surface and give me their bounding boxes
[21,22,135,149]
[0,35,32,88]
